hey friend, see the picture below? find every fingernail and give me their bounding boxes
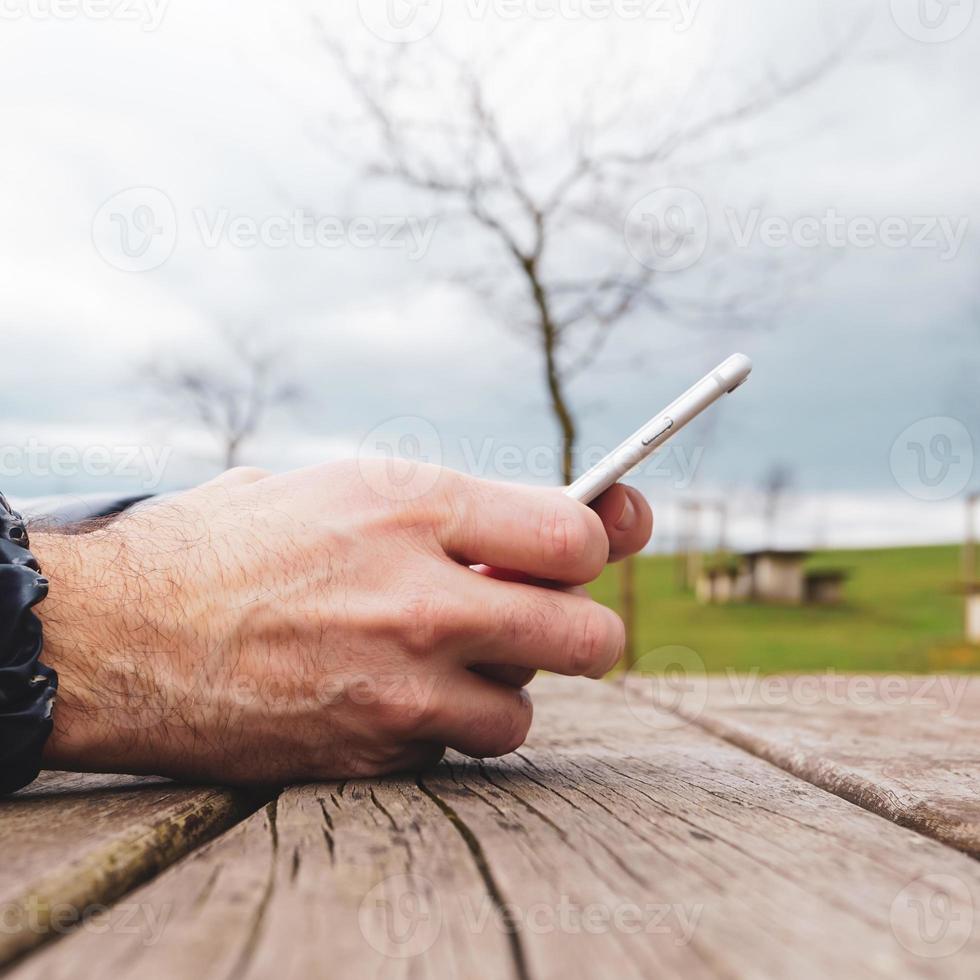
[615,495,637,532]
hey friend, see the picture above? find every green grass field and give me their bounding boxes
[589,545,980,674]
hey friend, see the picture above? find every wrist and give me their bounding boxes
[30,529,173,775]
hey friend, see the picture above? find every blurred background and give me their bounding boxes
[1,0,977,672]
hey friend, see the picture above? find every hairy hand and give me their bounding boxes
[31,463,652,784]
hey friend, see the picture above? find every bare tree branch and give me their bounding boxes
[320,27,850,481]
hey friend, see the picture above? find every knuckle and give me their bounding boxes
[318,459,362,492]
[401,599,441,657]
[607,612,627,671]
[394,589,457,656]
[376,685,438,737]
[571,604,623,677]
[223,466,271,484]
[539,501,606,578]
[496,694,534,756]
[441,475,487,545]
[356,457,449,508]
[383,483,456,545]
[508,697,534,752]
[476,693,533,758]
[363,501,442,557]
[498,597,534,647]
[540,503,590,567]
[212,466,272,491]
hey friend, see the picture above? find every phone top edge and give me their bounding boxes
[563,353,752,504]
[715,353,753,393]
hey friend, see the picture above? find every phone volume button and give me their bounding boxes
[642,417,674,447]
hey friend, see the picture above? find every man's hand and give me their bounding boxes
[30,462,652,785]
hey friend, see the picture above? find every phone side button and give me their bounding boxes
[642,417,674,447]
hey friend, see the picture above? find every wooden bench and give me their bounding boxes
[1,675,978,978]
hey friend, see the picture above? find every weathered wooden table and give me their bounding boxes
[2,675,978,979]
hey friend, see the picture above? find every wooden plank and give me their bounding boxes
[0,771,266,967]
[637,673,980,858]
[11,677,980,979]
[6,780,514,979]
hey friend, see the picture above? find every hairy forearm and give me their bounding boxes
[30,528,193,776]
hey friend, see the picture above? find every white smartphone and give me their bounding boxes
[564,353,753,505]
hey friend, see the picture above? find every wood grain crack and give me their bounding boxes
[316,796,335,864]
[369,788,398,831]
[225,800,278,980]
[417,775,530,980]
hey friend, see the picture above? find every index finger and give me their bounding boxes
[436,475,609,586]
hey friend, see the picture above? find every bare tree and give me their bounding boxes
[319,28,853,662]
[144,327,302,471]
[320,32,852,484]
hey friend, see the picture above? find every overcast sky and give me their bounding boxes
[0,0,977,548]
